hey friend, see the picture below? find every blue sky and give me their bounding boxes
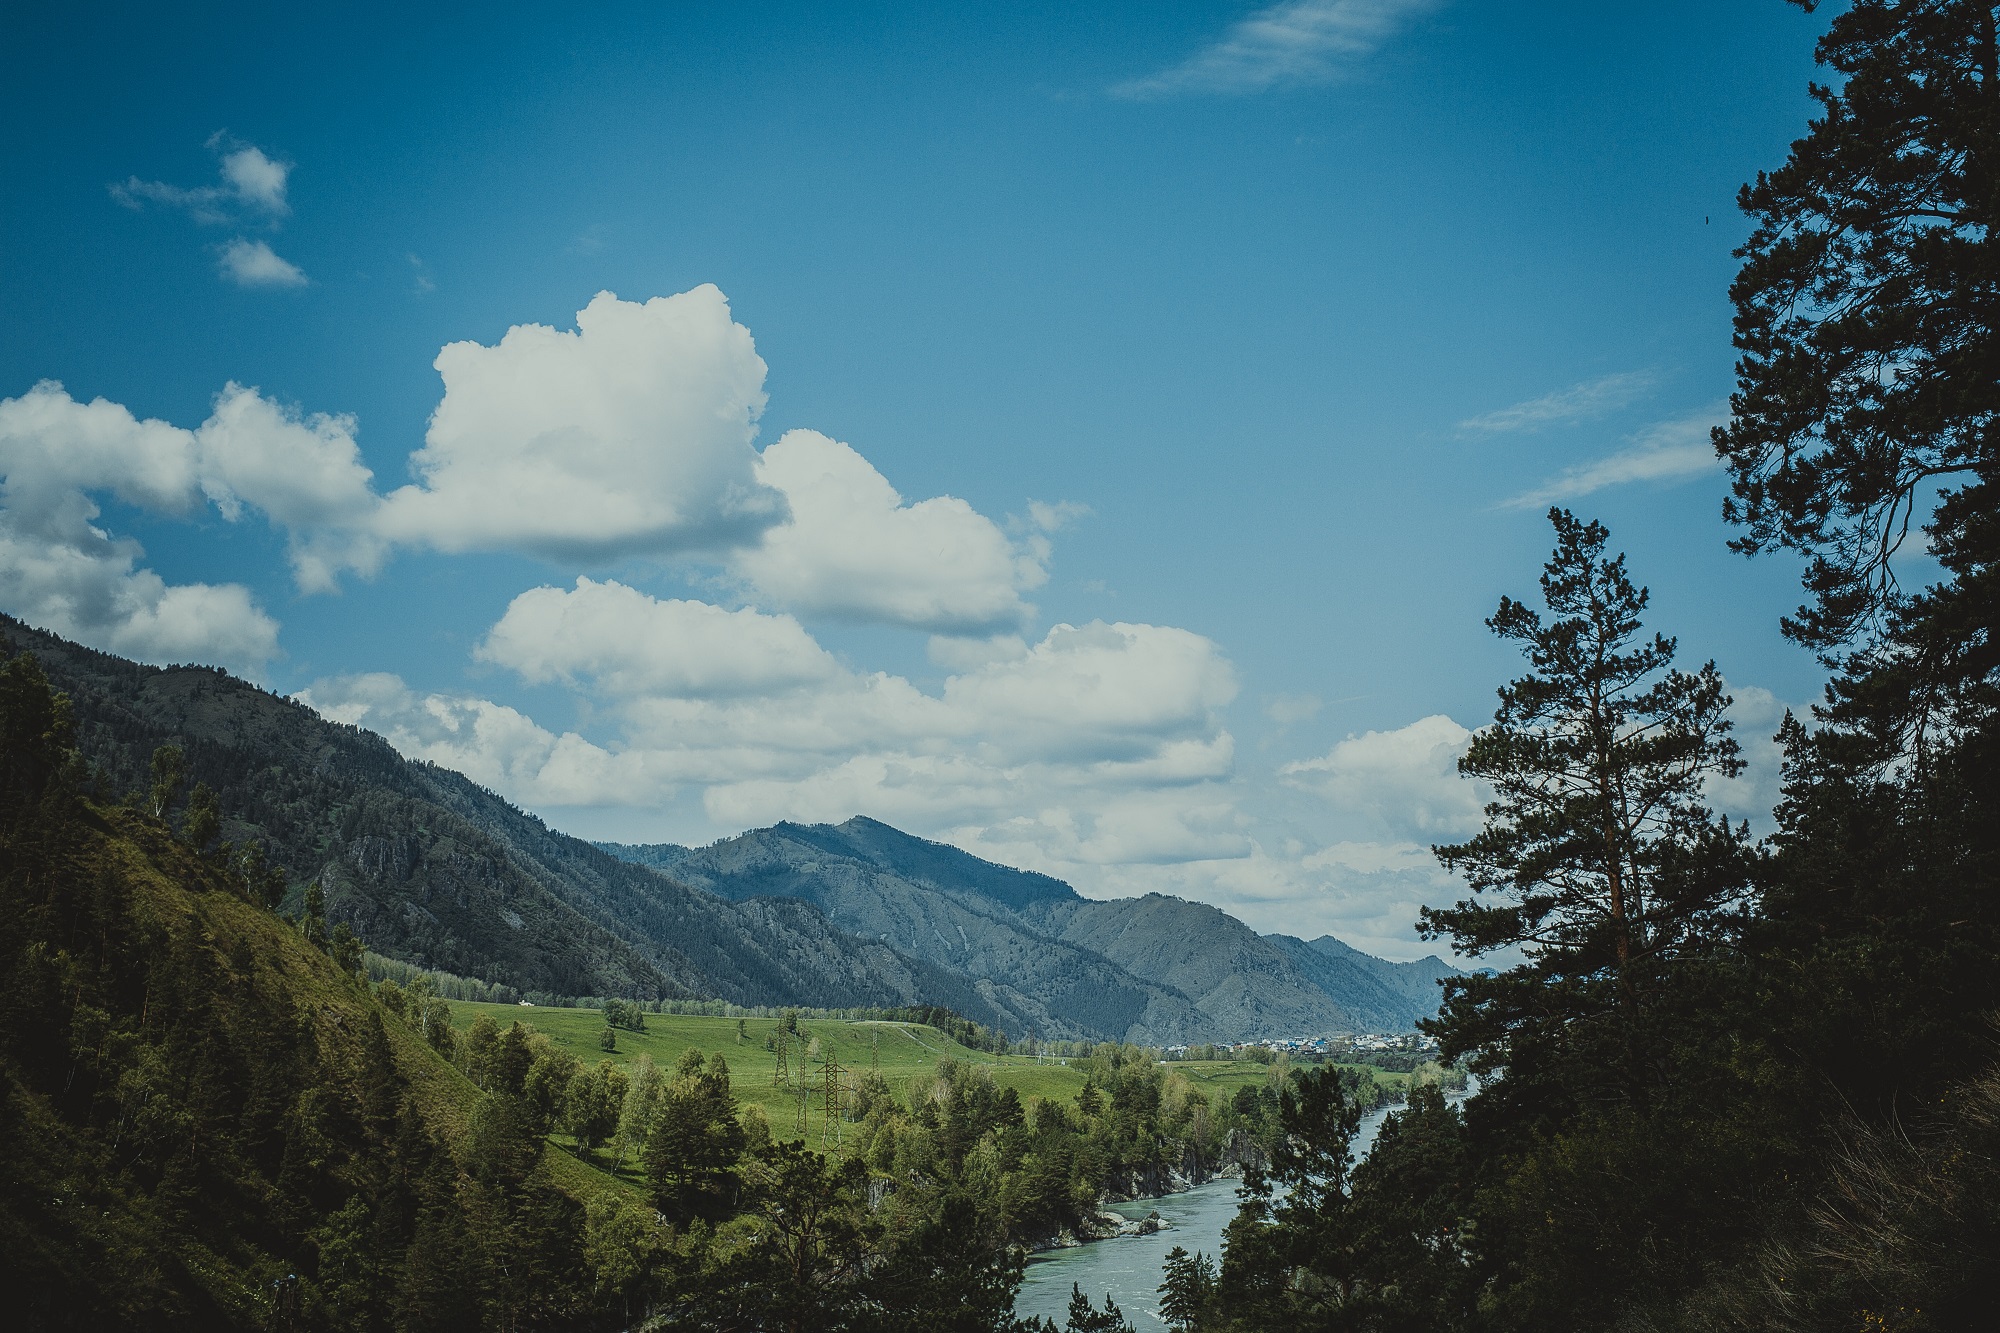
[1,2,1835,957]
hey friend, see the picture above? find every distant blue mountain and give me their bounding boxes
[599,816,1460,1042]
[1265,934,1460,1034]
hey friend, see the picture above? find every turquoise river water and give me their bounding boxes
[1011,1092,1455,1330]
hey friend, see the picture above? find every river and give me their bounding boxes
[1011,1092,1455,1330]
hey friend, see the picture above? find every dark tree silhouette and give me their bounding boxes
[1422,511,1749,1077]
[1717,0,2000,743]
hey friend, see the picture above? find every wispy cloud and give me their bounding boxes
[116,135,309,289]
[112,134,292,223]
[1503,405,1725,509]
[218,238,308,288]
[1113,0,1440,100]
[1458,370,1657,434]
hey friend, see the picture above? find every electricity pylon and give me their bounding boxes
[793,1032,810,1136]
[819,1052,846,1149]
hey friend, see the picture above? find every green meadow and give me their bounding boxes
[445,1000,1405,1149]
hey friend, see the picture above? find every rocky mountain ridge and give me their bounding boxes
[604,817,1460,1040]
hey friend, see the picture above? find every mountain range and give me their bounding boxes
[603,818,1458,1042]
[4,613,1457,1043]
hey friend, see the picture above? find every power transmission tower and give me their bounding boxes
[820,1052,846,1149]
[794,1032,810,1136]
[772,1024,789,1090]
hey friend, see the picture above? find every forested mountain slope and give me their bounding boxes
[0,648,1058,1331]
[0,713,640,1326]
[0,615,1001,1025]
[605,818,1460,1041]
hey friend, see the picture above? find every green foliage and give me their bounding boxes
[1185,25,2000,1305]
[0,651,73,810]
[1158,1246,1217,1332]
[601,996,647,1031]
[146,742,183,818]
[232,838,287,909]
[645,1050,746,1224]
[181,780,220,852]
[0,656,635,1329]
[328,921,364,976]
[301,878,328,952]
[564,1059,628,1155]
[1057,1285,1135,1333]
[1717,0,2000,732]
[3,614,1029,1022]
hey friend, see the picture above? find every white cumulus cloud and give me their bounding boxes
[116,137,306,288]
[6,288,1068,637]
[375,287,783,562]
[1281,712,1483,838]
[298,673,668,809]
[113,137,294,223]
[0,383,281,672]
[476,578,840,700]
[2,380,384,596]
[216,144,291,215]
[729,429,1042,633]
[194,384,386,590]
[310,606,1242,867]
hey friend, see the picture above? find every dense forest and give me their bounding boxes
[1156,4,2000,1328]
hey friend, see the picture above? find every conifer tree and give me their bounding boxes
[0,652,73,812]
[1423,510,1749,1076]
[1717,0,2000,745]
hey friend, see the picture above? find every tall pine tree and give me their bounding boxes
[1422,510,1750,1096]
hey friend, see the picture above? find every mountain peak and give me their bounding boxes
[756,816,1080,911]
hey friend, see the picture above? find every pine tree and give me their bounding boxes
[1717,0,2000,745]
[1422,510,1750,1081]
[1158,1246,1217,1332]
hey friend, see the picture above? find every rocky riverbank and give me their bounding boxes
[1029,1160,1248,1251]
